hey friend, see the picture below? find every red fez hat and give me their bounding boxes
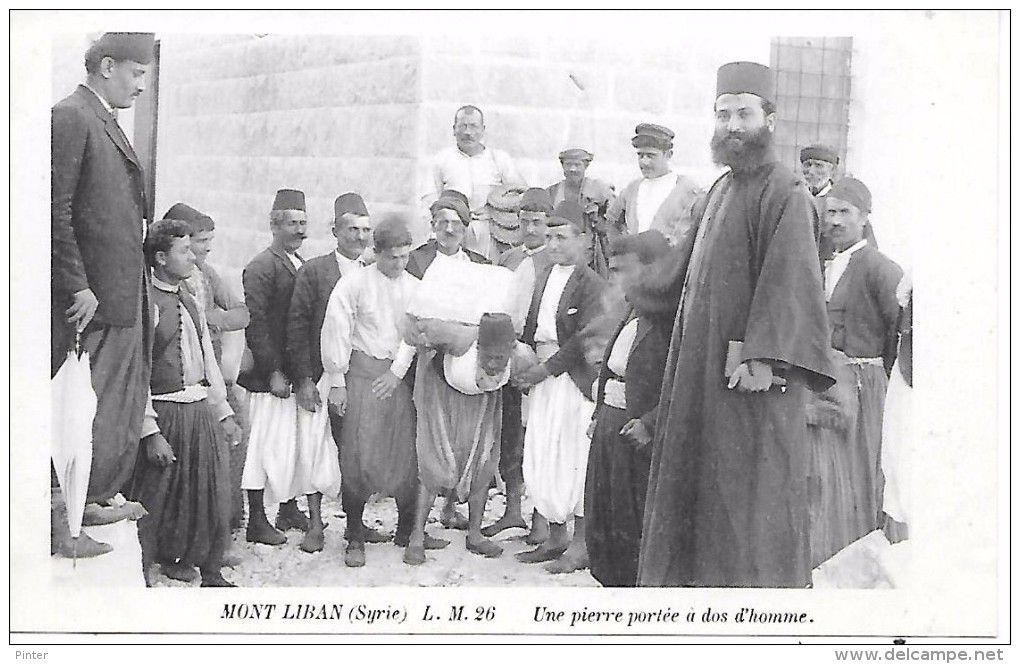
[519,187,554,214]
[334,192,369,219]
[631,123,675,151]
[608,230,669,264]
[800,143,839,165]
[558,148,594,162]
[828,177,872,214]
[477,313,516,351]
[430,190,470,226]
[272,189,305,212]
[548,200,586,233]
[87,32,155,65]
[716,61,775,105]
[163,202,214,232]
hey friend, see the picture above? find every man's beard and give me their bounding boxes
[711,125,774,172]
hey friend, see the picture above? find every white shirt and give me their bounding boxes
[536,264,575,344]
[433,247,470,265]
[334,250,365,278]
[824,239,869,301]
[431,145,523,213]
[636,171,679,233]
[321,264,419,389]
[602,317,639,409]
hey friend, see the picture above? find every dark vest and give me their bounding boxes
[151,286,205,396]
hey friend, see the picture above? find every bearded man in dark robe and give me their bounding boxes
[634,62,837,588]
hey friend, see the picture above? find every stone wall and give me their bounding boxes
[154,34,424,266]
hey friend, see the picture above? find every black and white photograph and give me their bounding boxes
[9,8,1009,653]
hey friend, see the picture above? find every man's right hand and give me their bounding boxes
[328,386,347,417]
[66,288,99,332]
[295,380,321,413]
[269,370,291,399]
[144,433,175,467]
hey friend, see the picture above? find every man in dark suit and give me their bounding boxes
[405,189,487,533]
[51,33,155,557]
[286,192,387,545]
[240,189,342,550]
[515,203,605,574]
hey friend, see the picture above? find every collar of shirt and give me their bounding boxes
[643,169,677,184]
[335,249,365,274]
[824,239,868,300]
[830,238,869,262]
[83,83,116,116]
[456,145,488,159]
[151,274,181,293]
[436,247,466,261]
[815,181,834,197]
[524,245,546,257]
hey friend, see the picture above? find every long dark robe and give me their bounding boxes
[637,159,836,588]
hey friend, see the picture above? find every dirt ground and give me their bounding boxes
[151,491,600,588]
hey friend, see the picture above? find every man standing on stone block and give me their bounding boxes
[51,32,155,557]
[286,192,389,545]
[635,62,836,588]
[239,189,341,553]
[606,123,701,246]
[428,104,527,260]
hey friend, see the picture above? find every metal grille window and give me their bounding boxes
[770,37,853,173]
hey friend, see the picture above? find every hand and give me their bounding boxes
[119,501,148,521]
[371,371,401,400]
[144,433,175,468]
[328,386,348,417]
[66,288,99,332]
[269,370,291,399]
[619,419,652,449]
[221,415,242,447]
[727,360,786,393]
[295,379,321,413]
[517,364,549,389]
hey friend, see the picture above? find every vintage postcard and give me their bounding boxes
[8,8,1008,653]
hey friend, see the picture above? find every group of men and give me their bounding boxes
[51,32,910,589]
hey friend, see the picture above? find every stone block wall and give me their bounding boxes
[154,34,424,267]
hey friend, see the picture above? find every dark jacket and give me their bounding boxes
[594,307,672,431]
[286,253,343,385]
[497,245,554,274]
[239,246,304,393]
[827,244,903,374]
[523,262,605,398]
[405,239,488,280]
[51,85,149,372]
